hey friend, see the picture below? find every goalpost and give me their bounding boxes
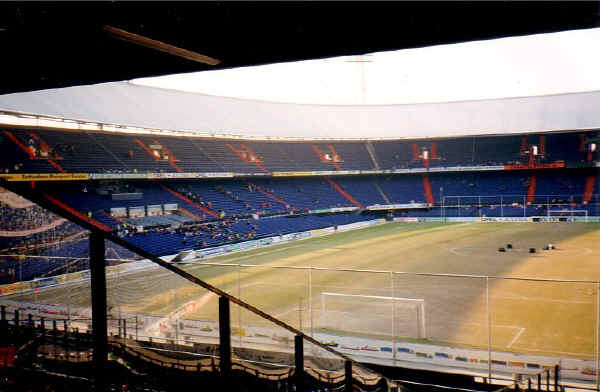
[320,292,426,339]
[544,209,588,222]
[441,194,595,221]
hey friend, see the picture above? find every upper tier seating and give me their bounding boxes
[333,176,387,206]
[378,175,428,204]
[251,177,354,210]
[1,128,598,175]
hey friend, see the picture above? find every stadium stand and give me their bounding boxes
[1,128,598,175]
[0,130,596,392]
[0,125,598,282]
[333,176,387,206]
[0,202,61,232]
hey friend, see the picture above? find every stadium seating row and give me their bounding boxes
[1,128,597,174]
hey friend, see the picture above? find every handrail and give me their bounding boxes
[5,319,385,388]
[5,254,600,284]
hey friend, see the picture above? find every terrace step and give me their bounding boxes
[583,175,596,203]
[374,180,391,204]
[326,176,362,208]
[422,174,434,204]
[527,175,537,204]
[312,145,342,171]
[160,185,220,219]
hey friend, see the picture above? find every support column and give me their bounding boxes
[219,296,231,378]
[90,232,108,391]
[295,335,304,392]
[0,306,6,341]
[345,360,353,392]
[486,277,492,381]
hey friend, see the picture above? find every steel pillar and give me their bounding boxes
[295,335,304,392]
[0,305,5,332]
[90,232,108,391]
[219,296,231,378]
[345,360,353,392]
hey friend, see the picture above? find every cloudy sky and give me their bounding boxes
[132,28,600,105]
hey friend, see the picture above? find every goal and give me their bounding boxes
[319,292,426,339]
[531,209,588,222]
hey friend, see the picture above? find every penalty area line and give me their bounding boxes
[507,327,525,348]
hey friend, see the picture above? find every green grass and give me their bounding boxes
[11,221,600,358]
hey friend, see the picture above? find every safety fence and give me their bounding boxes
[5,261,600,390]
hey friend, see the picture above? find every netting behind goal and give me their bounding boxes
[320,292,426,339]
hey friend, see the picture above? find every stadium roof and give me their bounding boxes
[2,5,600,140]
[1,2,598,96]
[1,82,599,140]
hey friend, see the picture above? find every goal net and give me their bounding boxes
[320,292,426,339]
[531,209,588,222]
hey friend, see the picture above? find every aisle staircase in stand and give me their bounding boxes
[583,175,596,204]
[422,174,434,204]
[326,176,362,208]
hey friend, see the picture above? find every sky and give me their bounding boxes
[132,28,600,105]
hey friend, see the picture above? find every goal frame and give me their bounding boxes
[440,194,596,221]
[320,292,427,339]
[531,209,589,222]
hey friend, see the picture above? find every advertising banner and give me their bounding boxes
[368,203,429,210]
[110,207,127,217]
[90,173,147,180]
[311,227,336,236]
[393,217,420,222]
[272,171,314,177]
[311,207,359,214]
[480,217,530,222]
[0,173,89,181]
[0,281,30,296]
[504,162,565,170]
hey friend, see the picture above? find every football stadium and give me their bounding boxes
[1,3,600,392]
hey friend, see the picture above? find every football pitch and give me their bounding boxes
[12,221,600,358]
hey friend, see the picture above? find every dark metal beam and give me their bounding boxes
[218,296,231,378]
[103,25,221,66]
[90,231,108,392]
[345,360,353,392]
[295,335,304,392]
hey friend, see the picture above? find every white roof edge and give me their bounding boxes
[124,80,600,109]
[1,82,600,140]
